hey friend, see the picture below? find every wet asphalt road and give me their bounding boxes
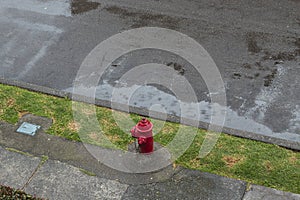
[0,0,299,149]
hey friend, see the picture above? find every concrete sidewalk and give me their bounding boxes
[0,117,299,200]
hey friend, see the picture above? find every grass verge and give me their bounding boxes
[0,83,299,193]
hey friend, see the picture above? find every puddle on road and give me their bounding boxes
[105,5,181,29]
[166,62,185,75]
[70,0,100,15]
[246,32,262,53]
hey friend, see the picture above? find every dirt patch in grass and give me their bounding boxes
[81,108,94,115]
[264,161,274,172]
[18,111,30,118]
[289,155,298,165]
[68,121,81,132]
[6,98,15,107]
[222,155,244,168]
[107,134,121,142]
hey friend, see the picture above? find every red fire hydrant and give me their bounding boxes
[130,118,154,153]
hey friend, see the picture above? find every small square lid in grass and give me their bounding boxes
[16,122,41,136]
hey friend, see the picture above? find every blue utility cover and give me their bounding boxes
[16,122,40,136]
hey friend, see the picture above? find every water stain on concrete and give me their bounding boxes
[255,61,270,71]
[262,38,300,61]
[234,62,273,80]
[263,50,300,61]
[105,6,180,29]
[246,32,262,53]
[295,38,300,47]
[295,38,300,55]
[71,0,100,15]
[166,62,185,75]
[242,63,252,69]
[233,61,279,86]
[263,68,277,87]
[232,73,242,79]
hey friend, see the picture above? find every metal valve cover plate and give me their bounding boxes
[16,122,41,136]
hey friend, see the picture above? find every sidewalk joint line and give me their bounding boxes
[21,155,49,190]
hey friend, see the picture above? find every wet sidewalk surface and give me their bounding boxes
[2,143,300,200]
[0,119,299,200]
[1,145,243,199]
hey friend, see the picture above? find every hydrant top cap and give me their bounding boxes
[136,118,153,132]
